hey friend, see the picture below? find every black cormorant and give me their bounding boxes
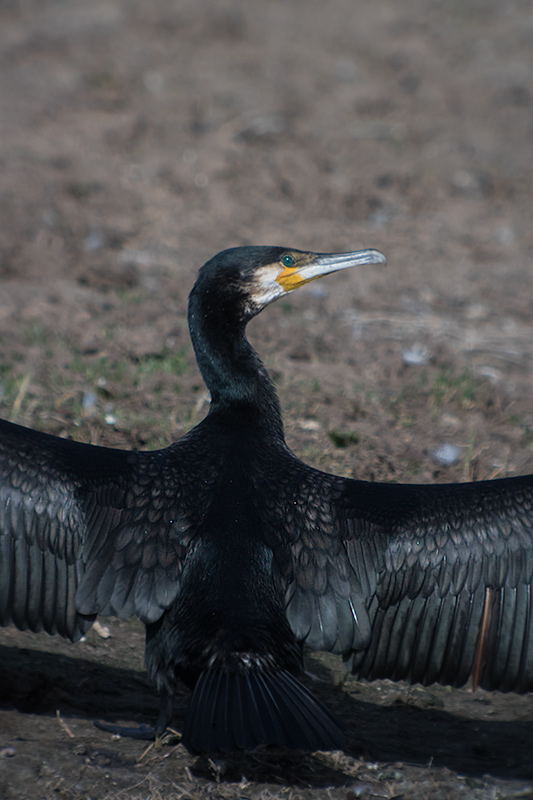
[1,245,532,754]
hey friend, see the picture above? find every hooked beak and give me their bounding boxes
[276,249,386,293]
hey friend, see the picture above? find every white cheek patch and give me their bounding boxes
[251,265,287,308]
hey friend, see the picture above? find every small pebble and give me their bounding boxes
[432,443,461,465]
[298,419,321,431]
[82,391,97,414]
[347,783,373,799]
[402,344,430,366]
[93,620,111,639]
[83,231,105,252]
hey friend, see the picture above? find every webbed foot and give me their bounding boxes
[94,720,162,740]
[94,692,174,741]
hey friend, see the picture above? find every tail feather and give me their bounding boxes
[250,672,287,745]
[275,669,338,751]
[261,670,315,746]
[243,671,270,744]
[182,667,344,754]
[230,671,253,748]
[185,667,218,753]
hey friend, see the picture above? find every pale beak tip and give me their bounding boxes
[369,249,387,265]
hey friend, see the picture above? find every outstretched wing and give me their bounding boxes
[278,464,533,692]
[0,419,202,641]
[341,476,533,691]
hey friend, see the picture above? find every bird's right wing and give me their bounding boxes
[0,419,130,639]
[0,419,204,641]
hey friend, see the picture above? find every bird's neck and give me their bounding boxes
[188,295,284,435]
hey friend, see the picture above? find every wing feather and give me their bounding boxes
[0,418,201,640]
[277,462,533,692]
[337,475,533,691]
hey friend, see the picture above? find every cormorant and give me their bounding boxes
[1,245,532,754]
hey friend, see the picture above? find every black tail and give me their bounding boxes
[181,667,344,754]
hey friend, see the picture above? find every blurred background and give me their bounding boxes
[0,0,532,481]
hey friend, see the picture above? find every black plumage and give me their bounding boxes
[1,245,532,753]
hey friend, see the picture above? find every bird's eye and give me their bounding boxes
[281,254,295,268]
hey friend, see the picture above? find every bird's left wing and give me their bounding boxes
[340,475,533,691]
[0,419,202,640]
[276,465,533,692]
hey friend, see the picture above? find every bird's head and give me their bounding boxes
[188,245,386,413]
[192,245,386,323]
[247,246,386,312]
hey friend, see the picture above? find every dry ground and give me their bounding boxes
[0,1,532,798]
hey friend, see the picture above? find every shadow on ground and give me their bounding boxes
[1,640,531,790]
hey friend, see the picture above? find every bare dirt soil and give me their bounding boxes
[0,1,532,798]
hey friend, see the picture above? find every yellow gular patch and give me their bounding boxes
[276,266,307,292]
